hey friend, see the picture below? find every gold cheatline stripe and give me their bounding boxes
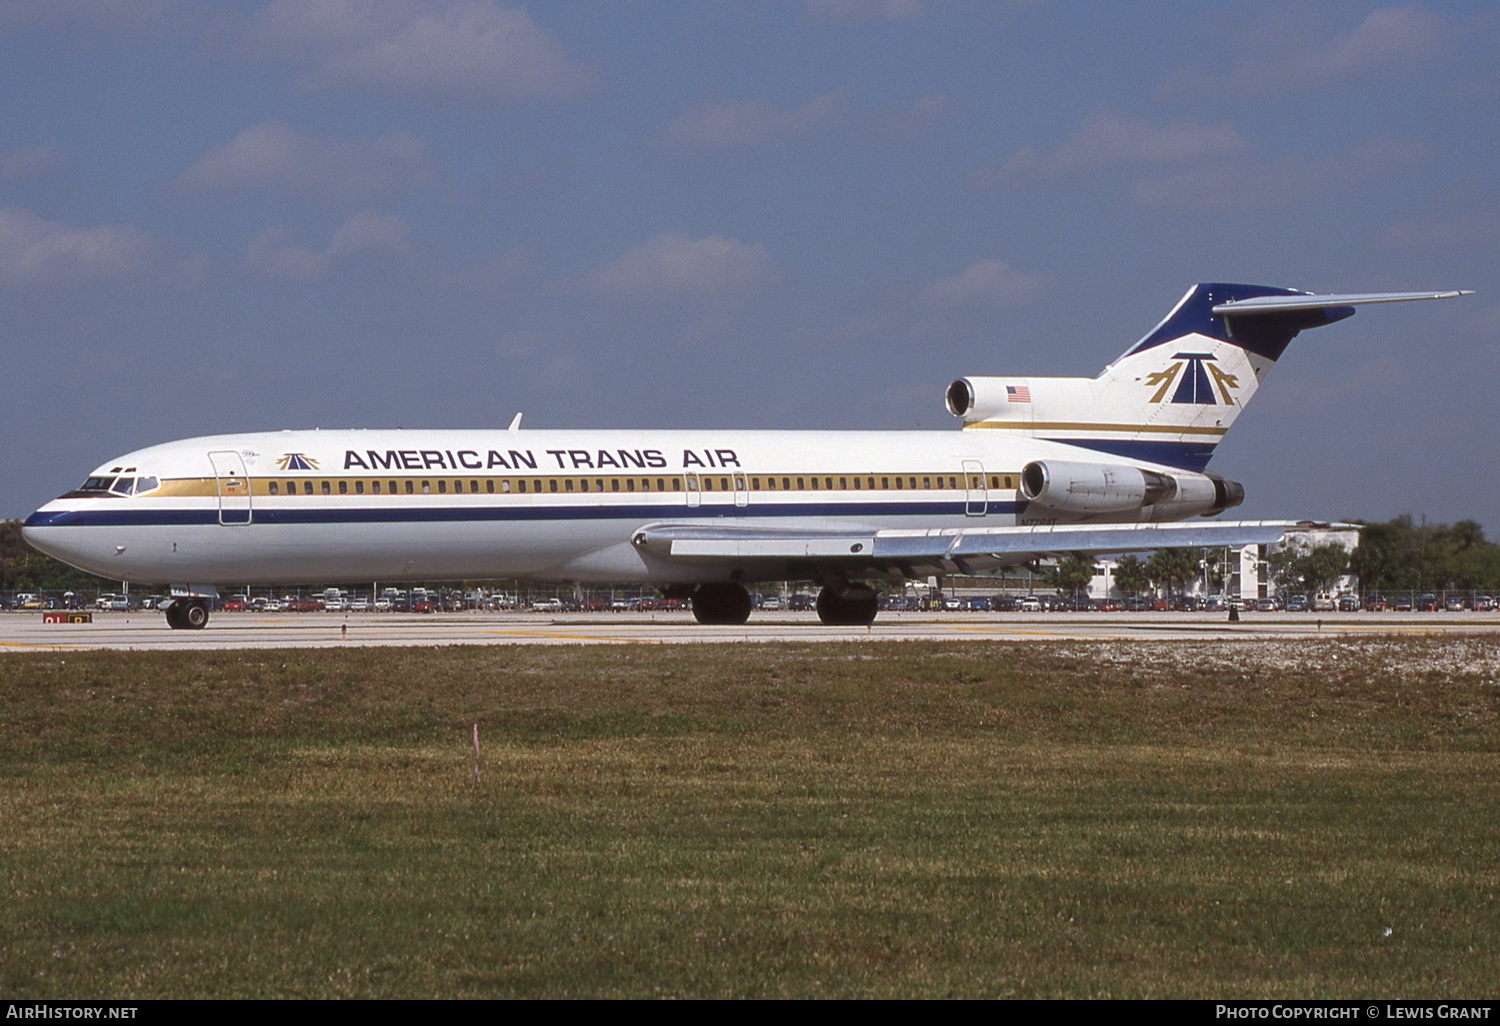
[963,421,1227,436]
[145,470,1027,499]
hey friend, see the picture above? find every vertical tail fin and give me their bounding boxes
[946,283,1469,471]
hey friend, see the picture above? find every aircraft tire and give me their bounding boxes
[164,602,186,629]
[183,601,209,629]
[692,583,752,625]
[816,586,879,626]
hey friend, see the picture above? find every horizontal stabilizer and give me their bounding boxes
[1212,290,1472,315]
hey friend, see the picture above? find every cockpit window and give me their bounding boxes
[135,476,159,493]
[81,476,116,492]
[110,478,136,496]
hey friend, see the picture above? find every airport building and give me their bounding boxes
[1084,521,1362,603]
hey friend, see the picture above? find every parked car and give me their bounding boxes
[1285,594,1308,612]
[1474,596,1496,612]
[1366,593,1388,611]
[1416,593,1440,612]
[1392,595,1414,612]
[1337,594,1360,612]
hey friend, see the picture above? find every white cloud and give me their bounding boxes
[0,0,203,33]
[244,211,411,282]
[228,0,596,102]
[1127,137,1424,209]
[665,90,854,149]
[870,93,955,142]
[983,108,1248,186]
[804,0,944,23]
[666,88,952,149]
[924,258,1045,306]
[0,143,66,181]
[1166,6,1458,97]
[0,207,166,287]
[176,121,435,202]
[595,233,778,295]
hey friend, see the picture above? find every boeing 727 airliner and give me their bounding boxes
[23,283,1469,628]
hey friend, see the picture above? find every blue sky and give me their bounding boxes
[2,0,1496,531]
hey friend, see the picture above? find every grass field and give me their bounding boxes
[2,638,1498,998]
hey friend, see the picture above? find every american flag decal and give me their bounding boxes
[1006,385,1031,403]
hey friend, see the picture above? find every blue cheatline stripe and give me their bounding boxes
[25,500,1025,529]
[1041,437,1216,472]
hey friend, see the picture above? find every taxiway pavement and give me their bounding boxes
[4,610,1498,651]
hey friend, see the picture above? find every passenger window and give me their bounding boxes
[486,480,495,494]
[471,480,479,492]
[810,477,819,490]
[501,480,511,493]
[703,478,713,491]
[339,481,348,494]
[322,481,331,495]
[304,482,314,495]
[355,480,365,494]
[390,480,397,494]
[549,480,557,493]
[372,481,382,494]
[438,481,447,494]
[422,481,431,493]
[611,479,619,492]
[839,477,847,489]
[626,479,635,492]
[565,479,575,492]
[268,482,279,495]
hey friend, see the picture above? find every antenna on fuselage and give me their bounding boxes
[507,412,523,431]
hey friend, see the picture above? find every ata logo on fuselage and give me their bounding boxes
[276,453,320,471]
[1144,352,1240,405]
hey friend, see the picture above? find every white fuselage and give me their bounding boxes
[22,426,1199,588]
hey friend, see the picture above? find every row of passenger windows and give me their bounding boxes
[258,474,1018,497]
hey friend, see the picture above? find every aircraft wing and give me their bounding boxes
[633,519,1290,574]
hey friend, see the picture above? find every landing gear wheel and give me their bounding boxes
[691,583,753,625]
[816,585,879,626]
[183,601,209,629]
[165,600,209,630]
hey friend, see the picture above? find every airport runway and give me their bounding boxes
[4,609,1499,650]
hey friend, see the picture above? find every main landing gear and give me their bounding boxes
[164,599,209,630]
[815,584,879,626]
[690,583,754,625]
[687,581,880,627]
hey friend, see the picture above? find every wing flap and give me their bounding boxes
[636,520,1290,566]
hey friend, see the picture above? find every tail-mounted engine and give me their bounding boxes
[1019,459,1243,519]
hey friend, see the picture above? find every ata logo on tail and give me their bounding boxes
[1145,353,1240,405]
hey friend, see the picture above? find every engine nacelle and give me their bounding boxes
[1020,459,1245,518]
[1020,460,1176,514]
